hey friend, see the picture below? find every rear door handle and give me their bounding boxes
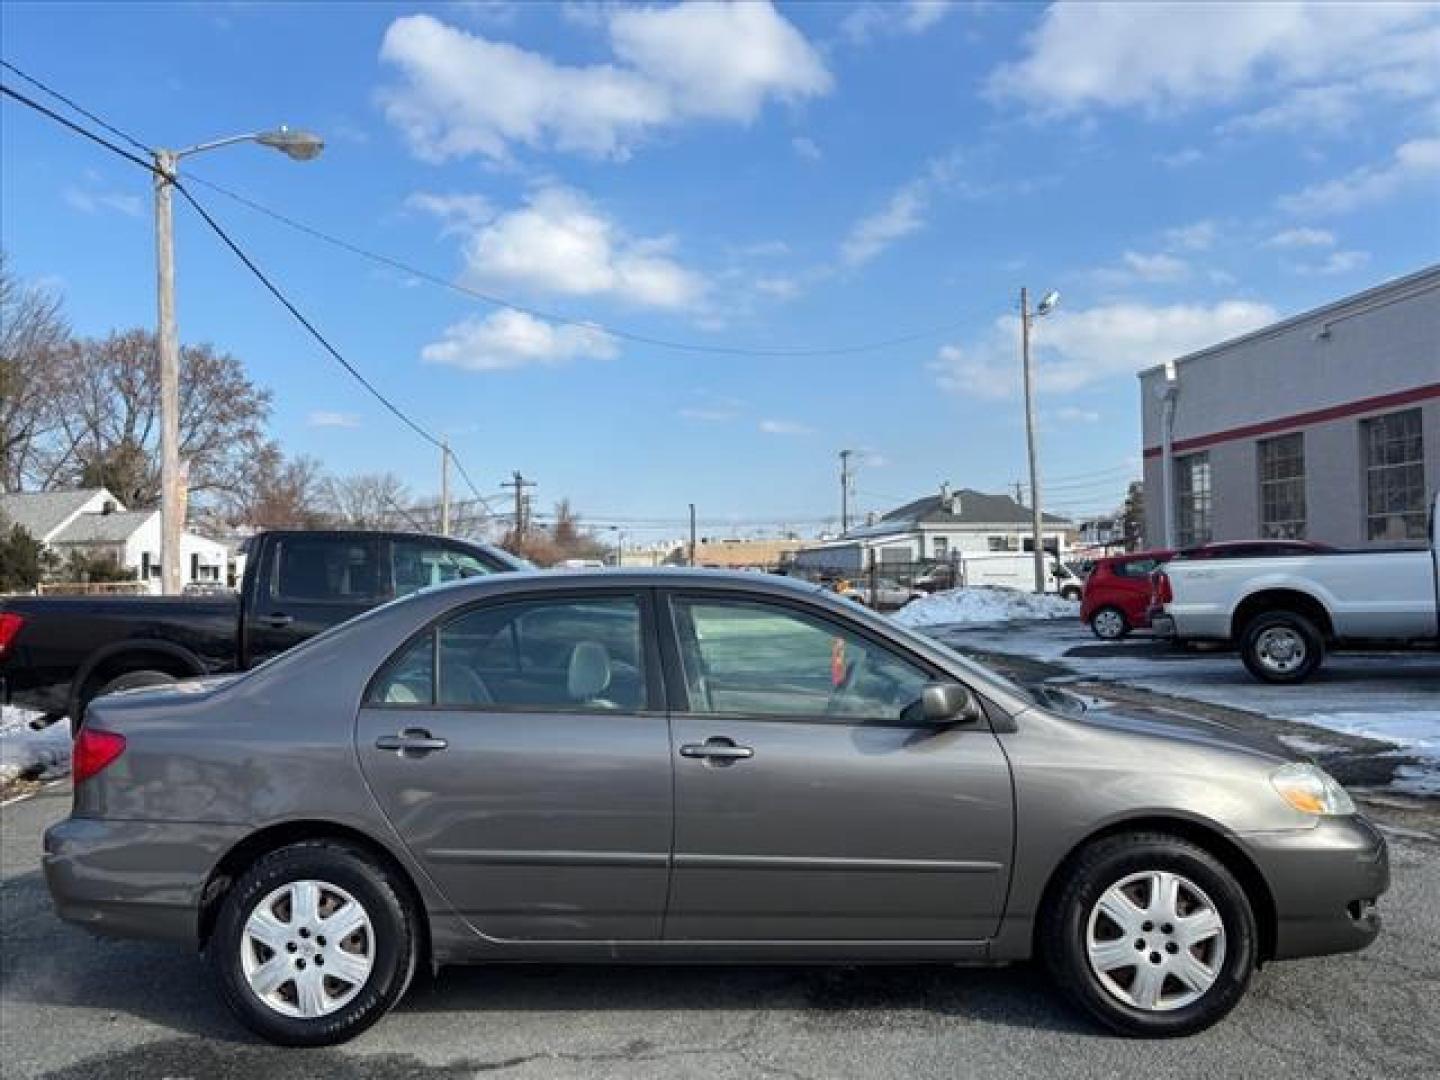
[680,738,754,763]
[261,613,294,629]
[375,728,449,755]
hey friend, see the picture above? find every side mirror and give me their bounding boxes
[919,681,982,725]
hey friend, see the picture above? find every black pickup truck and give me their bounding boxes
[0,529,525,723]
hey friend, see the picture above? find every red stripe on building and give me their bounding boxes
[1142,382,1440,459]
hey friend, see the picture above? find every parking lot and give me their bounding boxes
[4,613,1439,1079]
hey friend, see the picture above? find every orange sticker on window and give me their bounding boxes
[831,636,846,687]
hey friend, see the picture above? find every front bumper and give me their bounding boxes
[1243,814,1389,960]
[43,815,248,944]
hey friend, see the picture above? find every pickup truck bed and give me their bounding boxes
[1,529,522,721]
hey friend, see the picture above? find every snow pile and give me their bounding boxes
[1295,710,1440,797]
[893,587,1080,628]
[0,706,70,789]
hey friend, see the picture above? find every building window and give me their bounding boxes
[1258,433,1306,539]
[1175,452,1212,547]
[1363,409,1426,541]
[932,536,949,559]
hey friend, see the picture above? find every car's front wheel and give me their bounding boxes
[208,841,417,1046]
[1042,833,1257,1037]
[1089,606,1130,640]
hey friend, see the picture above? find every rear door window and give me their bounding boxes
[271,537,383,602]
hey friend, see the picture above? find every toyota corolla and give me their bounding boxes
[43,570,1386,1045]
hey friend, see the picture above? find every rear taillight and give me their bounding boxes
[1154,571,1174,605]
[0,612,24,658]
[73,729,126,784]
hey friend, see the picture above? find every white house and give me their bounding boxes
[0,487,228,593]
[792,483,1073,573]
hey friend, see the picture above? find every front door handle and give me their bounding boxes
[680,738,754,764]
[261,613,294,629]
[375,728,449,755]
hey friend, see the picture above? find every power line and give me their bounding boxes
[2,69,501,517]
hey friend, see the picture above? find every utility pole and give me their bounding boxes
[1012,480,1025,505]
[688,503,697,567]
[839,449,853,534]
[154,149,183,596]
[440,439,451,537]
[501,471,536,537]
[1021,287,1044,594]
[147,126,323,595]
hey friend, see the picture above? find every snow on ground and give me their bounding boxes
[1295,712,1440,763]
[894,587,1079,628]
[0,705,70,789]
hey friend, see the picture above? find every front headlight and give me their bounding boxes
[1271,762,1357,816]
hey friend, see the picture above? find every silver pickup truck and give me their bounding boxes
[1152,493,1439,683]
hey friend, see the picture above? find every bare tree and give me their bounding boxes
[221,446,329,529]
[34,330,272,508]
[322,472,413,529]
[0,255,70,491]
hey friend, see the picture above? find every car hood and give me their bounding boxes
[1062,695,1297,764]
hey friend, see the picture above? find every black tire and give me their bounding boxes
[207,841,418,1047]
[1041,833,1257,1038]
[1089,606,1130,640]
[1239,611,1324,684]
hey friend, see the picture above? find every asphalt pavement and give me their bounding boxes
[4,781,1438,1079]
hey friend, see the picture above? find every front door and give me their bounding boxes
[662,594,1014,941]
[357,590,672,941]
[243,534,386,666]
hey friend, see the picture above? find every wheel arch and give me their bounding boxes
[1230,589,1334,642]
[1032,814,1279,963]
[197,819,431,970]
[69,639,209,719]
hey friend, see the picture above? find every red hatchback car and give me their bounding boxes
[1080,550,1175,640]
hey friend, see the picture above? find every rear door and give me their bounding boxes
[356,589,672,941]
[660,592,1014,942]
[1113,556,1164,623]
[243,534,386,666]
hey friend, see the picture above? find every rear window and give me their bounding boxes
[1114,558,1161,578]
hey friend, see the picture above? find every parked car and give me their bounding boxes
[0,529,523,725]
[45,570,1386,1045]
[835,576,924,610]
[1083,541,1341,641]
[1081,549,1175,640]
[1151,493,1439,682]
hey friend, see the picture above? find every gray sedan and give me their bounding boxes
[43,570,1387,1046]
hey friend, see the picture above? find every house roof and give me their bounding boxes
[877,489,1070,528]
[0,488,116,542]
[50,509,156,546]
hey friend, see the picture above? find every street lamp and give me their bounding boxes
[1020,287,1060,595]
[608,526,627,568]
[153,126,323,595]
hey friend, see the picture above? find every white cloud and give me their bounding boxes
[841,1,954,42]
[1290,250,1371,276]
[791,135,822,161]
[1265,227,1335,249]
[1155,147,1203,169]
[1095,250,1191,286]
[379,5,830,162]
[405,192,494,231]
[454,186,706,309]
[1279,137,1440,215]
[755,276,801,300]
[62,186,142,218]
[307,411,361,428]
[1163,220,1216,251]
[421,308,618,372]
[932,299,1279,399]
[1052,406,1101,424]
[988,2,1439,127]
[841,183,928,267]
[759,418,814,435]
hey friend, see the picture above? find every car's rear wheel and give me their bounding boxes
[208,841,417,1046]
[1240,611,1324,684]
[1042,833,1257,1037]
[1090,606,1130,640]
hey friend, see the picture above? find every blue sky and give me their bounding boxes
[2,1,1437,537]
